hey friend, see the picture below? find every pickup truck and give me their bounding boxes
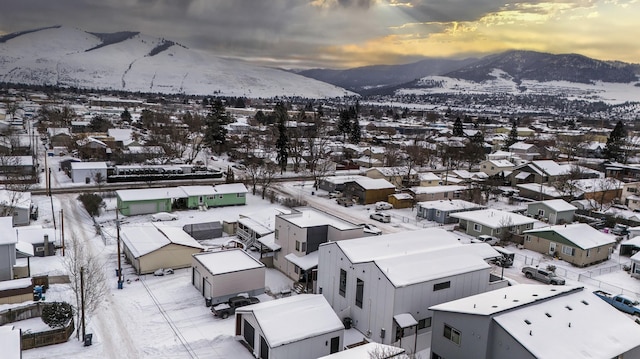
[521,266,565,285]
[593,290,640,315]
[211,296,260,319]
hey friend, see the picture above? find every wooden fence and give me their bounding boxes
[0,302,75,350]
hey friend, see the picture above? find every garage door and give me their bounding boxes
[193,268,201,290]
[203,279,211,297]
[129,202,158,215]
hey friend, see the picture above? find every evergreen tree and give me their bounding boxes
[603,120,627,163]
[504,120,519,150]
[274,102,289,174]
[203,99,230,154]
[453,117,464,137]
[120,109,132,123]
[349,113,361,144]
[337,109,351,141]
[41,302,73,328]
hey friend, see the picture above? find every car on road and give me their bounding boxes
[151,212,179,222]
[336,197,353,207]
[211,296,260,319]
[374,201,393,210]
[521,266,565,285]
[370,212,391,223]
[361,223,382,235]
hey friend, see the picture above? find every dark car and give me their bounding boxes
[211,296,260,319]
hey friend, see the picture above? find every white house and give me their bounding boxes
[70,161,108,184]
[317,228,507,353]
[318,342,407,359]
[237,207,292,249]
[429,285,640,359]
[0,189,32,226]
[450,209,540,239]
[191,249,265,305]
[236,294,344,359]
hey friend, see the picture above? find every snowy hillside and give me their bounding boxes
[0,26,354,98]
[397,69,640,105]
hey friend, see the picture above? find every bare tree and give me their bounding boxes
[260,163,278,200]
[62,233,108,339]
[384,146,403,167]
[497,216,515,243]
[585,177,622,212]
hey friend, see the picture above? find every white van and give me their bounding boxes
[370,212,391,223]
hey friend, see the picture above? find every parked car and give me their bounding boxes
[361,223,382,235]
[521,266,565,285]
[151,212,179,221]
[374,201,393,210]
[337,197,353,207]
[328,191,342,199]
[475,235,500,246]
[593,290,640,315]
[211,296,260,319]
[370,212,391,223]
[612,224,629,236]
[153,268,174,276]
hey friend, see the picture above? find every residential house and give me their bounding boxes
[273,207,364,285]
[237,207,292,249]
[479,160,515,177]
[621,181,640,211]
[365,166,419,188]
[191,249,265,305]
[429,285,640,359]
[342,178,396,205]
[525,199,577,224]
[70,161,108,184]
[407,185,466,202]
[0,217,17,281]
[121,223,203,275]
[47,128,72,147]
[508,142,540,161]
[317,228,507,353]
[630,251,640,278]
[450,209,539,241]
[418,172,441,187]
[0,155,35,178]
[0,189,33,226]
[118,145,165,163]
[318,175,367,193]
[516,183,573,201]
[16,226,56,257]
[570,178,623,207]
[76,136,110,160]
[236,295,344,359]
[318,343,407,359]
[509,160,600,187]
[417,200,486,224]
[523,223,615,267]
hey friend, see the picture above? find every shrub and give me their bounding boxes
[41,302,73,328]
[78,193,104,216]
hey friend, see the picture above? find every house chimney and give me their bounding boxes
[44,234,49,256]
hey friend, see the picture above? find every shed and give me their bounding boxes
[236,294,345,359]
[191,249,265,305]
[70,161,108,184]
[342,178,396,205]
[182,221,223,241]
[121,224,203,275]
[0,189,32,226]
[387,193,414,209]
[526,199,577,225]
[15,226,56,257]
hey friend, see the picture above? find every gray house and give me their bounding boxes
[450,209,539,239]
[525,199,577,225]
[0,217,17,281]
[417,200,486,224]
[0,190,33,226]
[430,285,640,359]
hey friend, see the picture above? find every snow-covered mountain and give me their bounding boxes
[0,26,354,98]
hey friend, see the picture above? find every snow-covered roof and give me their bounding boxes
[284,251,319,271]
[322,175,366,185]
[178,185,216,197]
[449,209,538,228]
[409,185,466,195]
[495,288,640,359]
[121,223,202,258]
[527,199,577,212]
[238,207,291,235]
[418,172,440,181]
[15,240,34,257]
[524,223,615,250]
[417,199,485,211]
[517,183,573,198]
[0,155,33,166]
[214,183,248,194]
[0,190,31,210]
[193,248,264,275]
[366,166,417,177]
[353,178,395,190]
[570,178,623,193]
[16,226,56,244]
[237,294,343,348]
[0,217,17,245]
[70,161,108,170]
[0,277,32,291]
[485,159,515,168]
[509,142,536,151]
[280,207,360,231]
[117,187,186,202]
[390,193,413,200]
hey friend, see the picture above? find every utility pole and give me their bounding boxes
[60,209,65,256]
[116,209,123,289]
[80,266,86,340]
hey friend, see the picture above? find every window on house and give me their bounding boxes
[339,269,347,297]
[436,210,441,217]
[433,281,450,291]
[538,209,545,216]
[444,324,461,345]
[418,317,432,330]
[586,249,591,257]
[525,235,531,242]
[444,192,449,198]
[301,242,306,252]
[295,241,300,251]
[274,229,279,240]
[35,246,44,252]
[491,166,495,170]
[355,278,364,308]
[473,224,482,232]
[562,245,576,256]
[294,266,299,274]
[237,193,246,197]
[496,228,502,234]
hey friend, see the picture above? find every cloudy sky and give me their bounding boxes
[1,0,638,69]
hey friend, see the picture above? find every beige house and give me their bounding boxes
[523,223,615,267]
[121,223,203,275]
[479,159,515,177]
[419,172,441,187]
[365,166,418,188]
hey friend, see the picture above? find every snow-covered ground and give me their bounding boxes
[8,174,640,358]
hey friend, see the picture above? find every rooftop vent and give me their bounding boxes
[545,313,552,318]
